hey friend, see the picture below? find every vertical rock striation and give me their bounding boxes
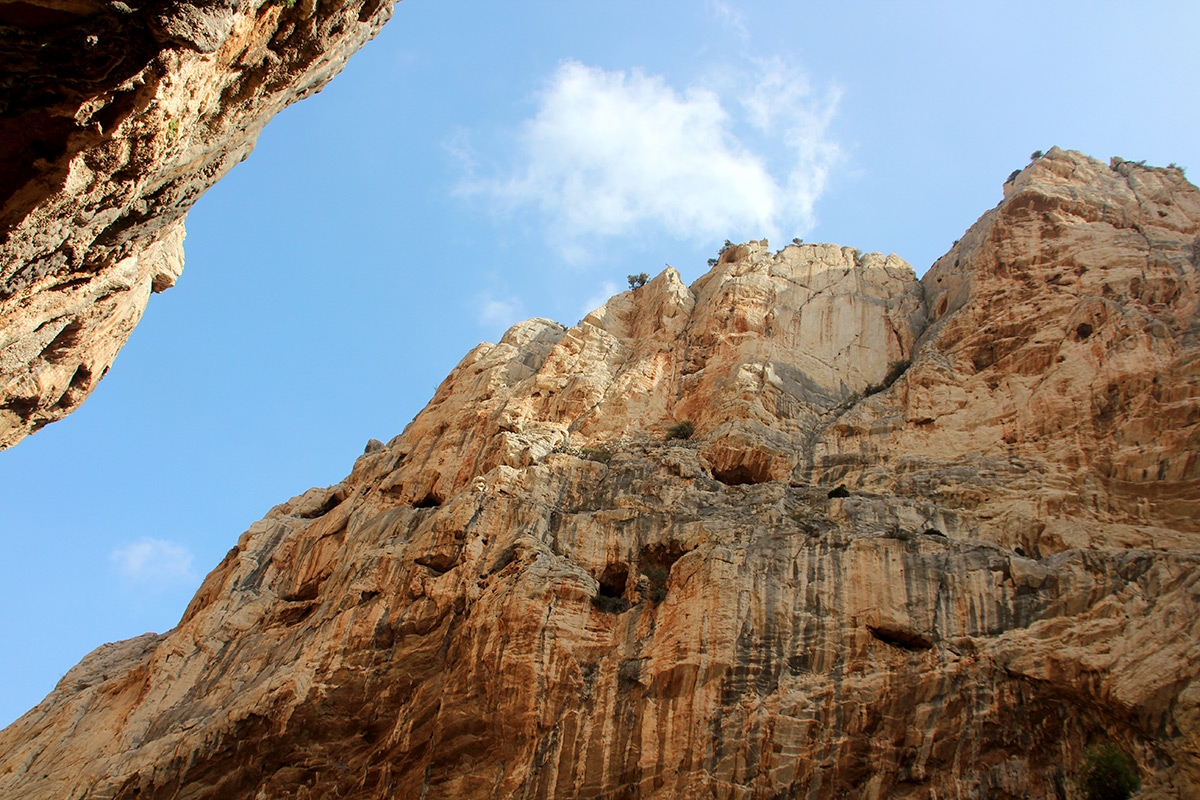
[1,149,1197,799]
[0,0,397,447]
[820,148,1200,553]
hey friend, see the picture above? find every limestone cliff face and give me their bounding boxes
[821,148,1200,555]
[0,0,397,448]
[1,148,1198,800]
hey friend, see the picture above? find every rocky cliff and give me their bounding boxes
[1,148,1197,799]
[0,0,397,448]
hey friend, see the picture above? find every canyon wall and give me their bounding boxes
[1,148,1197,799]
[0,0,396,448]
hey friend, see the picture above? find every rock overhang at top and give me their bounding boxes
[0,0,399,449]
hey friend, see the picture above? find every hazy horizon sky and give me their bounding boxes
[2,0,1198,727]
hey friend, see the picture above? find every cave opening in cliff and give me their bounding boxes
[592,563,632,614]
[413,491,443,509]
[867,624,933,651]
[712,462,771,486]
[639,542,689,603]
[597,563,628,598]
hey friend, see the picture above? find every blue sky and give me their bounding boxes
[2,1,1198,727]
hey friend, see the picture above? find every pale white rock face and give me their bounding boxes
[1,150,1198,800]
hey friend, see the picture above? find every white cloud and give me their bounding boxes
[110,538,195,586]
[707,0,750,40]
[477,293,525,331]
[461,59,840,258]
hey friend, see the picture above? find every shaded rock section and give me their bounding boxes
[0,0,398,447]
[1,150,1198,799]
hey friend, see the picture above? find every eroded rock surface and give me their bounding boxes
[0,0,397,447]
[824,148,1200,553]
[1,149,1198,799]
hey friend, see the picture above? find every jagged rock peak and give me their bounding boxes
[0,0,399,448]
[1,150,1198,799]
[371,239,924,508]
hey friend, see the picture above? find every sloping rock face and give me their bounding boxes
[1,149,1198,799]
[820,148,1200,555]
[0,0,397,448]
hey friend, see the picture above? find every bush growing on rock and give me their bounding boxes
[580,447,612,463]
[591,594,630,614]
[642,566,669,603]
[665,420,695,441]
[1079,742,1139,800]
[627,273,649,290]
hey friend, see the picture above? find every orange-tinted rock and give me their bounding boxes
[820,148,1200,554]
[1,149,1198,799]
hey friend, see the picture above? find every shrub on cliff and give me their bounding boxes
[591,594,630,614]
[580,447,612,463]
[627,273,649,290]
[642,566,669,603]
[1079,742,1139,800]
[665,420,695,441]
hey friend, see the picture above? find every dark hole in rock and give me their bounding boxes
[713,463,769,486]
[827,485,850,498]
[592,563,631,614]
[868,625,933,651]
[57,364,92,404]
[280,580,320,603]
[414,491,443,509]
[923,529,946,538]
[274,601,318,626]
[1015,546,1027,557]
[639,542,690,603]
[3,396,39,421]
[298,491,343,519]
[490,546,516,573]
[1075,322,1094,340]
[598,563,627,597]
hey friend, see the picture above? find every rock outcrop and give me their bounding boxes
[0,0,397,448]
[1,148,1198,799]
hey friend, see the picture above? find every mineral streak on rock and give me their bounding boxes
[1,149,1198,799]
[0,0,398,448]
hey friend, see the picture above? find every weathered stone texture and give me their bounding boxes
[0,0,397,447]
[822,148,1200,554]
[1,149,1198,799]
